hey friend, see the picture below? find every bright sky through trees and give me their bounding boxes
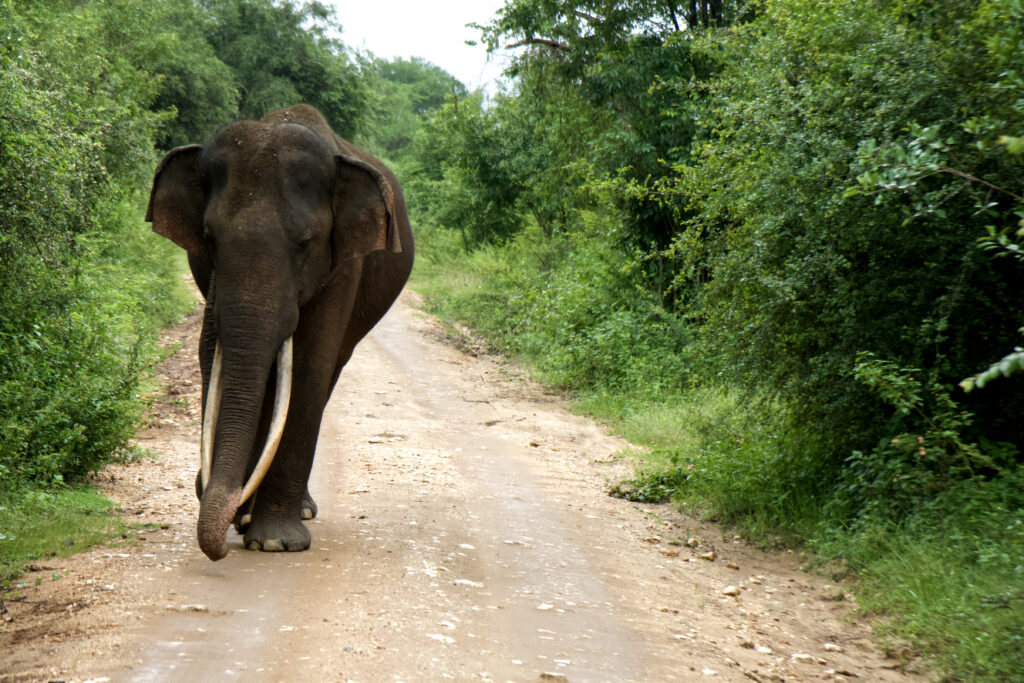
[327,0,509,92]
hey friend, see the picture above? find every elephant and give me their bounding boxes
[147,104,413,561]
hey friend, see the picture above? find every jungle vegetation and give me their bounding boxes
[1,0,1022,679]
[405,1,1024,680]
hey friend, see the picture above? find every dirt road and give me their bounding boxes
[1,292,920,682]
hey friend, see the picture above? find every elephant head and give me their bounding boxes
[147,105,403,560]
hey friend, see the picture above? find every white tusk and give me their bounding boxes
[200,342,224,490]
[239,337,293,505]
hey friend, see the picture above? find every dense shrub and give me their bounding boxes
[677,0,1024,462]
[1,2,186,490]
[413,220,691,402]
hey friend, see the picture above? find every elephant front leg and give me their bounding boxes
[242,462,314,552]
[242,398,324,552]
[243,476,312,552]
[244,283,352,552]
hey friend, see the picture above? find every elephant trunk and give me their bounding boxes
[196,332,294,561]
[197,486,242,561]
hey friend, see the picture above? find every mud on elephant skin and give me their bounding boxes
[147,105,414,561]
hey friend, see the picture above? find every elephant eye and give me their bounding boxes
[296,236,312,250]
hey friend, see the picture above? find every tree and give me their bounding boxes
[469,1,749,292]
[359,56,467,162]
[146,0,240,148]
[200,0,367,139]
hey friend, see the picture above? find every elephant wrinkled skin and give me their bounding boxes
[147,105,414,561]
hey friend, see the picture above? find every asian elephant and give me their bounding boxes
[147,105,413,561]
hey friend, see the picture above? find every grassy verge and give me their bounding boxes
[829,516,1024,678]
[409,225,1024,682]
[0,488,127,584]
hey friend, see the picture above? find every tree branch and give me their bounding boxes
[937,166,1024,202]
[710,0,724,25]
[505,37,572,52]
[573,10,603,23]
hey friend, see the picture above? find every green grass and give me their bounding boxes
[823,515,1024,680]
[0,487,126,584]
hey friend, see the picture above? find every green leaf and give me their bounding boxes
[998,135,1024,155]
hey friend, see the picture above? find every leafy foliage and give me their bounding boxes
[671,0,1024,456]
[410,93,531,246]
[67,0,372,151]
[359,56,468,163]
[145,0,240,148]
[609,463,689,503]
[409,0,1024,678]
[200,0,367,139]
[0,1,183,489]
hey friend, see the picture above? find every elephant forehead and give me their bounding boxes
[204,121,334,180]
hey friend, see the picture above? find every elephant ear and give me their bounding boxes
[332,153,404,264]
[146,145,205,255]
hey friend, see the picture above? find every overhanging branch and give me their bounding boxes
[573,10,603,23]
[505,37,572,52]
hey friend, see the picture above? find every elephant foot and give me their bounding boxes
[301,490,318,521]
[243,516,311,552]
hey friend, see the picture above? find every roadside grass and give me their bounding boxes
[578,388,732,449]
[0,487,126,584]
[409,227,1024,682]
[821,510,1024,680]
[410,225,535,352]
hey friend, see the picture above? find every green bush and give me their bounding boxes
[676,0,1024,462]
[0,2,189,491]
[512,226,692,396]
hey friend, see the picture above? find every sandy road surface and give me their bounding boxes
[1,292,921,682]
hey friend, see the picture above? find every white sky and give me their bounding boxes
[326,0,513,94]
